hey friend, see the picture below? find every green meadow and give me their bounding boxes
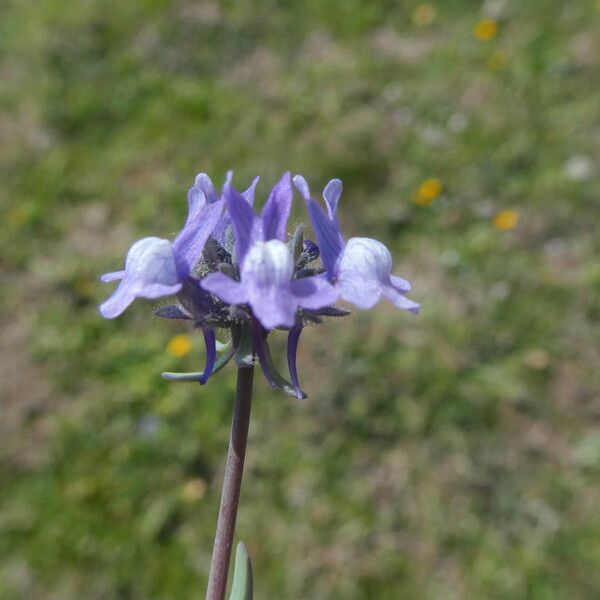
[1,1,599,598]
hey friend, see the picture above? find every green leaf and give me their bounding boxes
[228,542,253,600]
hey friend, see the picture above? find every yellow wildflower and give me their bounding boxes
[473,19,498,42]
[167,334,192,357]
[181,478,207,502]
[414,178,443,206]
[493,210,519,230]
[412,3,437,26]
[6,207,30,226]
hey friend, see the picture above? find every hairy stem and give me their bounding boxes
[206,365,255,600]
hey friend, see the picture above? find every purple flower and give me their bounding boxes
[189,172,260,245]
[99,168,417,398]
[293,175,419,314]
[99,177,225,319]
[201,173,339,330]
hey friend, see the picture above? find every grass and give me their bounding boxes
[1,1,599,598]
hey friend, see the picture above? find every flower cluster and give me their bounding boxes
[100,172,419,398]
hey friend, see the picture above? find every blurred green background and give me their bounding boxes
[1,1,599,598]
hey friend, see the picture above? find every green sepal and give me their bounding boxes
[288,223,304,264]
[263,336,306,399]
[216,339,232,353]
[161,346,235,381]
[234,325,254,368]
[228,542,253,600]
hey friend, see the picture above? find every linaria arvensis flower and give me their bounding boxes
[99,171,419,397]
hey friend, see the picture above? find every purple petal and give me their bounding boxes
[99,278,137,319]
[323,178,342,221]
[287,324,303,395]
[251,318,305,399]
[290,276,340,309]
[199,325,216,384]
[242,176,260,206]
[249,286,297,330]
[338,277,383,309]
[292,174,310,200]
[293,174,344,278]
[381,286,420,314]
[186,174,213,228]
[100,270,125,283]
[241,240,297,329]
[390,274,411,293]
[261,172,292,242]
[250,318,278,390]
[225,183,259,265]
[305,198,344,278]
[201,272,247,305]
[194,173,219,204]
[172,199,225,277]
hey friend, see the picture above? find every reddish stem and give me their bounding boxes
[206,365,255,600]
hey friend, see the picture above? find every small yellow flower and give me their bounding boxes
[412,3,437,26]
[493,210,519,230]
[167,334,192,357]
[181,478,207,502]
[473,19,498,42]
[414,178,443,206]
[6,207,30,226]
[487,49,507,70]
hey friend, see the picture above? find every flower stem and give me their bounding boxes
[206,365,255,600]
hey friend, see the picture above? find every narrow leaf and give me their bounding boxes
[161,347,235,381]
[228,542,253,600]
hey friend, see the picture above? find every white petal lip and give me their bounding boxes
[241,240,294,287]
[125,237,180,287]
[99,237,182,318]
[338,237,417,311]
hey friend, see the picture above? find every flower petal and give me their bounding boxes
[241,239,294,286]
[261,171,292,242]
[242,176,260,206]
[201,272,248,305]
[381,285,420,314]
[238,240,298,329]
[100,270,125,283]
[390,274,411,293]
[323,178,342,220]
[249,285,297,330]
[99,237,183,318]
[186,173,214,227]
[99,278,137,318]
[292,174,310,200]
[339,237,393,282]
[293,175,344,278]
[172,199,225,276]
[194,173,219,204]
[287,323,304,397]
[199,325,216,384]
[338,238,418,311]
[290,276,340,309]
[251,318,305,398]
[225,183,259,265]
